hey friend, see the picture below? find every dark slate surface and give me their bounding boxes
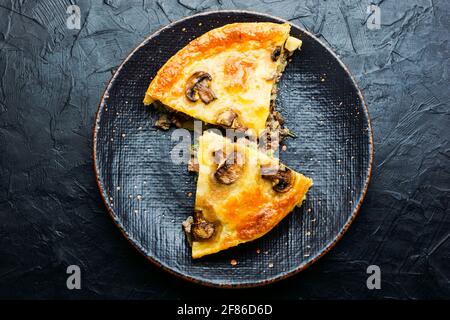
[0,0,448,299]
[93,11,373,288]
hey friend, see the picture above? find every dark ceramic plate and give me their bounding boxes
[93,10,373,288]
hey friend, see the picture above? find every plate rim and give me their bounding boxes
[92,9,374,288]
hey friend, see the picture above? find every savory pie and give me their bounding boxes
[143,22,302,135]
[183,131,313,258]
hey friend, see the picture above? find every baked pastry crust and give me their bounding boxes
[144,22,291,135]
[190,131,313,258]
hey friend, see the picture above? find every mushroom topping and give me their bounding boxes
[182,215,194,246]
[262,164,294,193]
[271,46,281,61]
[196,81,216,104]
[191,210,216,241]
[214,151,244,185]
[182,216,194,234]
[185,71,217,104]
[216,109,238,128]
[216,109,246,130]
[154,113,171,130]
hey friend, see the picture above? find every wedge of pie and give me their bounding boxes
[143,22,302,135]
[183,131,313,258]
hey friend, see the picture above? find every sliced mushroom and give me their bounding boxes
[230,118,243,130]
[154,113,171,130]
[182,215,194,246]
[182,216,194,234]
[216,109,238,127]
[271,46,282,61]
[185,71,217,104]
[216,109,245,130]
[192,221,215,240]
[262,164,294,193]
[196,81,216,104]
[185,71,210,101]
[191,210,216,241]
[214,151,244,185]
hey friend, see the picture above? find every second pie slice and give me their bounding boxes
[183,131,313,258]
[144,22,302,135]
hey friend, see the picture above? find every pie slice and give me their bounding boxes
[143,22,303,135]
[183,131,313,259]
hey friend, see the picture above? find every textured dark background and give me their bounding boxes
[0,0,448,299]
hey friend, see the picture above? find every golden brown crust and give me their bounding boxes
[233,174,310,241]
[145,22,290,102]
[236,207,279,240]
